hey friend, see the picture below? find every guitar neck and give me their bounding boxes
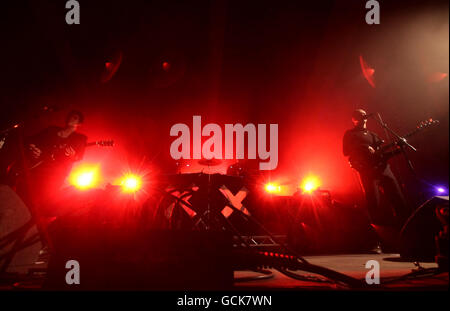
[85,140,114,147]
[381,131,415,151]
[380,122,437,151]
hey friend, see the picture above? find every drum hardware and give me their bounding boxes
[198,158,222,167]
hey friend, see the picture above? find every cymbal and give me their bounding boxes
[198,158,222,166]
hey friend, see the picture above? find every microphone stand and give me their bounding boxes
[0,123,22,136]
[372,113,417,176]
[1,123,22,153]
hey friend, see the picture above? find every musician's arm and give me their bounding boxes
[383,145,403,158]
[342,132,352,156]
[29,144,42,159]
[26,126,58,158]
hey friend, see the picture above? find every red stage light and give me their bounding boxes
[77,172,94,187]
[359,55,376,88]
[162,61,171,72]
[69,165,100,190]
[101,51,123,83]
[265,183,281,194]
[428,72,448,83]
[120,174,142,193]
[301,175,321,194]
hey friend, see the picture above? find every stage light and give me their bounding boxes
[162,61,171,72]
[77,172,94,187]
[436,187,447,195]
[101,51,123,83]
[359,55,376,88]
[120,174,142,193]
[428,72,448,83]
[69,165,100,190]
[301,176,321,194]
[265,183,281,194]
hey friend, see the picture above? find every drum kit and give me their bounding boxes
[157,158,256,232]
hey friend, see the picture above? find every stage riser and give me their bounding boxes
[45,230,233,290]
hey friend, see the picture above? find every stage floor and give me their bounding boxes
[234,253,448,290]
[0,252,448,291]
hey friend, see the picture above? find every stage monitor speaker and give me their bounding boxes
[45,227,233,290]
[282,194,376,255]
[400,196,449,262]
[0,185,42,274]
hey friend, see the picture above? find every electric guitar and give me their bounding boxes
[6,140,114,185]
[27,139,114,170]
[348,119,439,173]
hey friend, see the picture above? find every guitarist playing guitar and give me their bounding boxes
[343,109,412,252]
[1,110,113,263]
[0,110,90,262]
[15,110,88,217]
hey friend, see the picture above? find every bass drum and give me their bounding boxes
[154,173,259,233]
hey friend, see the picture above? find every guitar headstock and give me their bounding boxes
[417,118,440,129]
[402,118,440,140]
[94,140,115,147]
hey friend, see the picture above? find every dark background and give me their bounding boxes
[0,0,448,207]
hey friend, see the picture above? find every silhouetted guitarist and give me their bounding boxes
[343,109,411,242]
[17,110,87,216]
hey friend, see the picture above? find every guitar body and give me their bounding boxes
[349,148,389,174]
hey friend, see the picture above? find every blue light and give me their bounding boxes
[436,187,447,194]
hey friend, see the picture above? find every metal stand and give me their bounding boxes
[373,113,417,176]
